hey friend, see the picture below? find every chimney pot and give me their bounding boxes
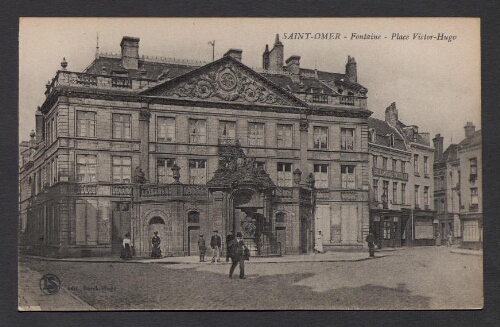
[464,121,476,138]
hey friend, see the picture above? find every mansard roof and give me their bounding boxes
[367,117,408,151]
[83,55,200,80]
[437,144,459,164]
[458,130,481,149]
[140,55,308,108]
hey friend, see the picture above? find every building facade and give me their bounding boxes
[432,135,460,244]
[457,123,482,248]
[19,35,372,257]
[432,122,481,248]
[368,102,435,248]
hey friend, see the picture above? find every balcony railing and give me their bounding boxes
[49,70,156,94]
[140,185,172,198]
[372,167,409,181]
[112,185,132,196]
[339,96,355,106]
[76,184,97,195]
[469,204,479,212]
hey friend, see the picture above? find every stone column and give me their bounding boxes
[139,104,151,179]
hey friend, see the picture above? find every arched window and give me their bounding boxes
[188,211,200,224]
[149,216,165,225]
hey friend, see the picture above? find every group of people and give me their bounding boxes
[197,230,248,279]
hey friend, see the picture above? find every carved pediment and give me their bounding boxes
[141,57,306,107]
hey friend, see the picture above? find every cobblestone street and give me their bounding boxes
[19,247,482,310]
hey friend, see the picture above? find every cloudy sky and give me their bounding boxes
[19,18,480,148]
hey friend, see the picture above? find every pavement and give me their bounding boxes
[21,248,402,265]
[18,245,481,311]
[18,264,96,311]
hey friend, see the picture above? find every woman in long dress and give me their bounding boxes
[120,233,133,260]
[314,231,324,253]
[151,231,162,258]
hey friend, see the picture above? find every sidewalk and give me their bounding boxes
[22,248,401,265]
[449,247,483,256]
[18,264,96,311]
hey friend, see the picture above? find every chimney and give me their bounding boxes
[432,134,444,162]
[285,55,301,82]
[120,36,140,70]
[345,55,357,82]
[464,121,476,138]
[385,102,398,127]
[35,107,44,144]
[223,49,243,62]
[262,44,270,70]
[268,34,284,72]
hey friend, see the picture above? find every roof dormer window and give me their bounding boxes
[368,128,376,143]
[389,133,395,147]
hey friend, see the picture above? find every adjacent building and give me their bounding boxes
[368,102,435,248]
[432,122,481,249]
[19,35,372,257]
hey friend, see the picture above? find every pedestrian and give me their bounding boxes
[120,233,132,260]
[225,230,234,262]
[314,231,323,253]
[435,230,441,246]
[366,232,375,257]
[151,231,162,259]
[228,232,248,279]
[210,230,221,263]
[198,234,207,262]
[447,231,453,247]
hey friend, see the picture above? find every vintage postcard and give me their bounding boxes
[18,17,481,310]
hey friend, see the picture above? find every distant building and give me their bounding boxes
[433,122,481,249]
[432,134,460,244]
[458,123,482,248]
[19,35,372,257]
[368,102,435,248]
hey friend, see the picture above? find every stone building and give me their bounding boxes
[368,102,435,248]
[432,134,460,244]
[19,35,371,257]
[432,122,481,248]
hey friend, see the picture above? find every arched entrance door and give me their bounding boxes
[148,216,167,258]
[232,189,268,255]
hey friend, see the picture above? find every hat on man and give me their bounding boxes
[199,234,203,237]
[236,232,243,237]
[213,230,218,233]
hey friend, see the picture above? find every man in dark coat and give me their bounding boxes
[366,232,376,257]
[228,232,247,279]
[225,231,234,262]
[210,230,222,263]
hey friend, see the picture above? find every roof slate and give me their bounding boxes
[458,130,481,149]
[367,117,408,151]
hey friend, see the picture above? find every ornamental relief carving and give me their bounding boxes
[164,63,292,106]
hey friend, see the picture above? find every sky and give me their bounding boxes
[19,18,480,149]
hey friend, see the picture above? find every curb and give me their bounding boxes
[22,254,387,265]
[450,250,482,257]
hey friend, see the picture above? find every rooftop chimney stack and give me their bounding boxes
[464,121,476,138]
[262,44,270,70]
[120,36,140,70]
[268,34,284,72]
[285,55,301,82]
[345,55,357,82]
[432,134,444,162]
[223,49,243,62]
[385,102,398,127]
